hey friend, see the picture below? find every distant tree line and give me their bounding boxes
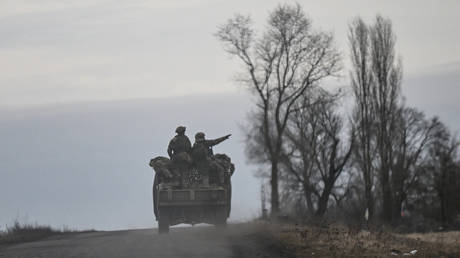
[216,3,460,228]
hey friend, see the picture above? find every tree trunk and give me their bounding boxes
[364,174,374,220]
[303,183,315,216]
[315,181,333,218]
[391,166,404,222]
[381,163,393,223]
[392,195,403,221]
[270,160,279,219]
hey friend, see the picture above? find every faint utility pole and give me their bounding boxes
[261,181,268,220]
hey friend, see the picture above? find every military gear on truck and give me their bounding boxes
[150,131,233,234]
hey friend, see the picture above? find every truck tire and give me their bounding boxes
[153,174,159,220]
[215,207,227,229]
[227,182,232,217]
[158,208,170,234]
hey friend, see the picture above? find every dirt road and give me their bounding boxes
[0,224,289,258]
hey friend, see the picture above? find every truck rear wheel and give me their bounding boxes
[158,208,170,234]
[153,174,159,220]
[215,207,227,229]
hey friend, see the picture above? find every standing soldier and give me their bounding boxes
[167,126,192,173]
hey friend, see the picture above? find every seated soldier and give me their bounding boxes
[191,132,231,186]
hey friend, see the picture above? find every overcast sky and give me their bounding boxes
[1,0,459,230]
[1,0,459,107]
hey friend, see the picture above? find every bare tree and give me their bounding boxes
[216,3,340,217]
[424,121,460,225]
[275,90,353,218]
[391,106,439,220]
[349,15,402,222]
[349,17,376,220]
[313,101,354,218]
[369,15,402,223]
[280,90,326,216]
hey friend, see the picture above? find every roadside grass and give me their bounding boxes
[404,230,460,246]
[0,220,88,245]
[258,222,460,257]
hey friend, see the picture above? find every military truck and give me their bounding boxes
[151,155,233,233]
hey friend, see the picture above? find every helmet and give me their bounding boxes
[195,132,205,141]
[175,126,186,134]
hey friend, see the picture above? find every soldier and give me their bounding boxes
[191,132,231,186]
[168,126,192,158]
[167,126,192,174]
[192,132,231,158]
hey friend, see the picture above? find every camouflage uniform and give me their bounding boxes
[167,127,191,157]
[191,132,231,185]
[192,133,230,156]
[167,126,192,175]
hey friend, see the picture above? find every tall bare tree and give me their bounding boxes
[349,15,402,222]
[349,17,376,220]
[216,3,340,217]
[370,15,402,223]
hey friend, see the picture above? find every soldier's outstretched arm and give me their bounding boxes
[207,134,231,147]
